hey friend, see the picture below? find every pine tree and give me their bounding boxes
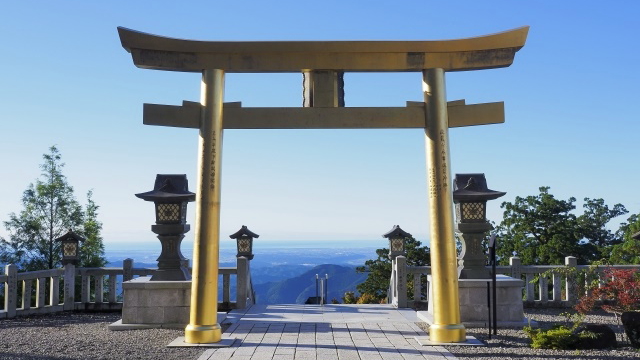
[80,190,107,267]
[0,146,106,270]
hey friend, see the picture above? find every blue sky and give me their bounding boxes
[1,1,638,247]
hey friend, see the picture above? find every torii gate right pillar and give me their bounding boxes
[423,68,465,342]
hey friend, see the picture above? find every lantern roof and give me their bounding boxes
[452,173,506,202]
[229,225,260,239]
[135,174,196,202]
[382,225,412,239]
[54,229,85,243]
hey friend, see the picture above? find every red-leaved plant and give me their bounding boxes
[575,268,640,315]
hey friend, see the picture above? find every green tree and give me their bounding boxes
[609,214,640,264]
[577,198,627,261]
[356,236,430,302]
[495,187,627,265]
[0,146,106,270]
[495,187,581,265]
[80,190,107,267]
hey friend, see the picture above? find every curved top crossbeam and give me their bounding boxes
[118,26,529,73]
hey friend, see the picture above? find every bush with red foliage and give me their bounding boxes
[575,268,640,315]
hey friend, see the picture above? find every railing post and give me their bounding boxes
[123,258,134,282]
[509,257,521,280]
[552,272,562,303]
[387,282,392,304]
[413,274,421,302]
[94,275,104,303]
[395,255,407,308]
[223,273,230,304]
[108,275,117,303]
[50,275,60,306]
[236,256,248,309]
[63,263,75,311]
[81,273,90,304]
[525,273,535,302]
[388,258,396,305]
[22,280,32,310]
[539,275,549,303]
[5,264,17,318]
[36,278,46,308]
[565,256,578,305]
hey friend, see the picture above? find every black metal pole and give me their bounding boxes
[490,234,498,335]
[487,281,492,339]
[492,260,497,335]
[315,274,319,304]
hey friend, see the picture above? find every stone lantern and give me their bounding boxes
[229,225,259,260]
[453,173,505,279]
[55,230,85,266]
[383,225,411,260]
[136,174,195,281]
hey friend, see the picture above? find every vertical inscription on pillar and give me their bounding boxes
[209,134,216,190]
[440,130,448,192]
[429,168,438,199]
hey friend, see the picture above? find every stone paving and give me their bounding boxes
[197,304,458,360]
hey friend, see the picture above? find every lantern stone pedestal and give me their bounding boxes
[418,275,532,328]
[108,277,227,330]
[111,277,191,329]
[151,224,191,281]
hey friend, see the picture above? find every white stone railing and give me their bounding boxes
[220,256,254,309]
[388,255,430,308]
[0,256,254,319]
[390,256,640,308]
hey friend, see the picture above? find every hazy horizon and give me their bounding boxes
[104,238,392,252]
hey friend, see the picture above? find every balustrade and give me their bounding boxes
[0,256,253,319]
[389,256,640,308]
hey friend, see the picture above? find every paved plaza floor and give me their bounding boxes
[197,304,458,360]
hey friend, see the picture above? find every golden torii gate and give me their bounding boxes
[118,26,528,344]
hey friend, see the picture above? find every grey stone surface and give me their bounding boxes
[425,275,527,327]
[121,277,192,326]
[167,336,237,347]
[197,305,457,360]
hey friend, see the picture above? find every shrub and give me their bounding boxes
[342,292,357,304]
[356,293,378,304]
[576,268,640,315]
[524,325,578,350]
[524,323,617,350]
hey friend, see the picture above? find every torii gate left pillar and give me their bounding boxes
[118,26,528,344]
[185,69,225,343]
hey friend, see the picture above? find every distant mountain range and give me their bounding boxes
[106,244,378,304]
[254,264,367,304]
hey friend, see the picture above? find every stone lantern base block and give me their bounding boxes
[110,276,206,330]
[418,275,533,328]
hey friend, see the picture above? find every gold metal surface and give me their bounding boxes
[184,69,225,344]
[117,27,528,73]
[143,102,503,129]
[423,68,466,343]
